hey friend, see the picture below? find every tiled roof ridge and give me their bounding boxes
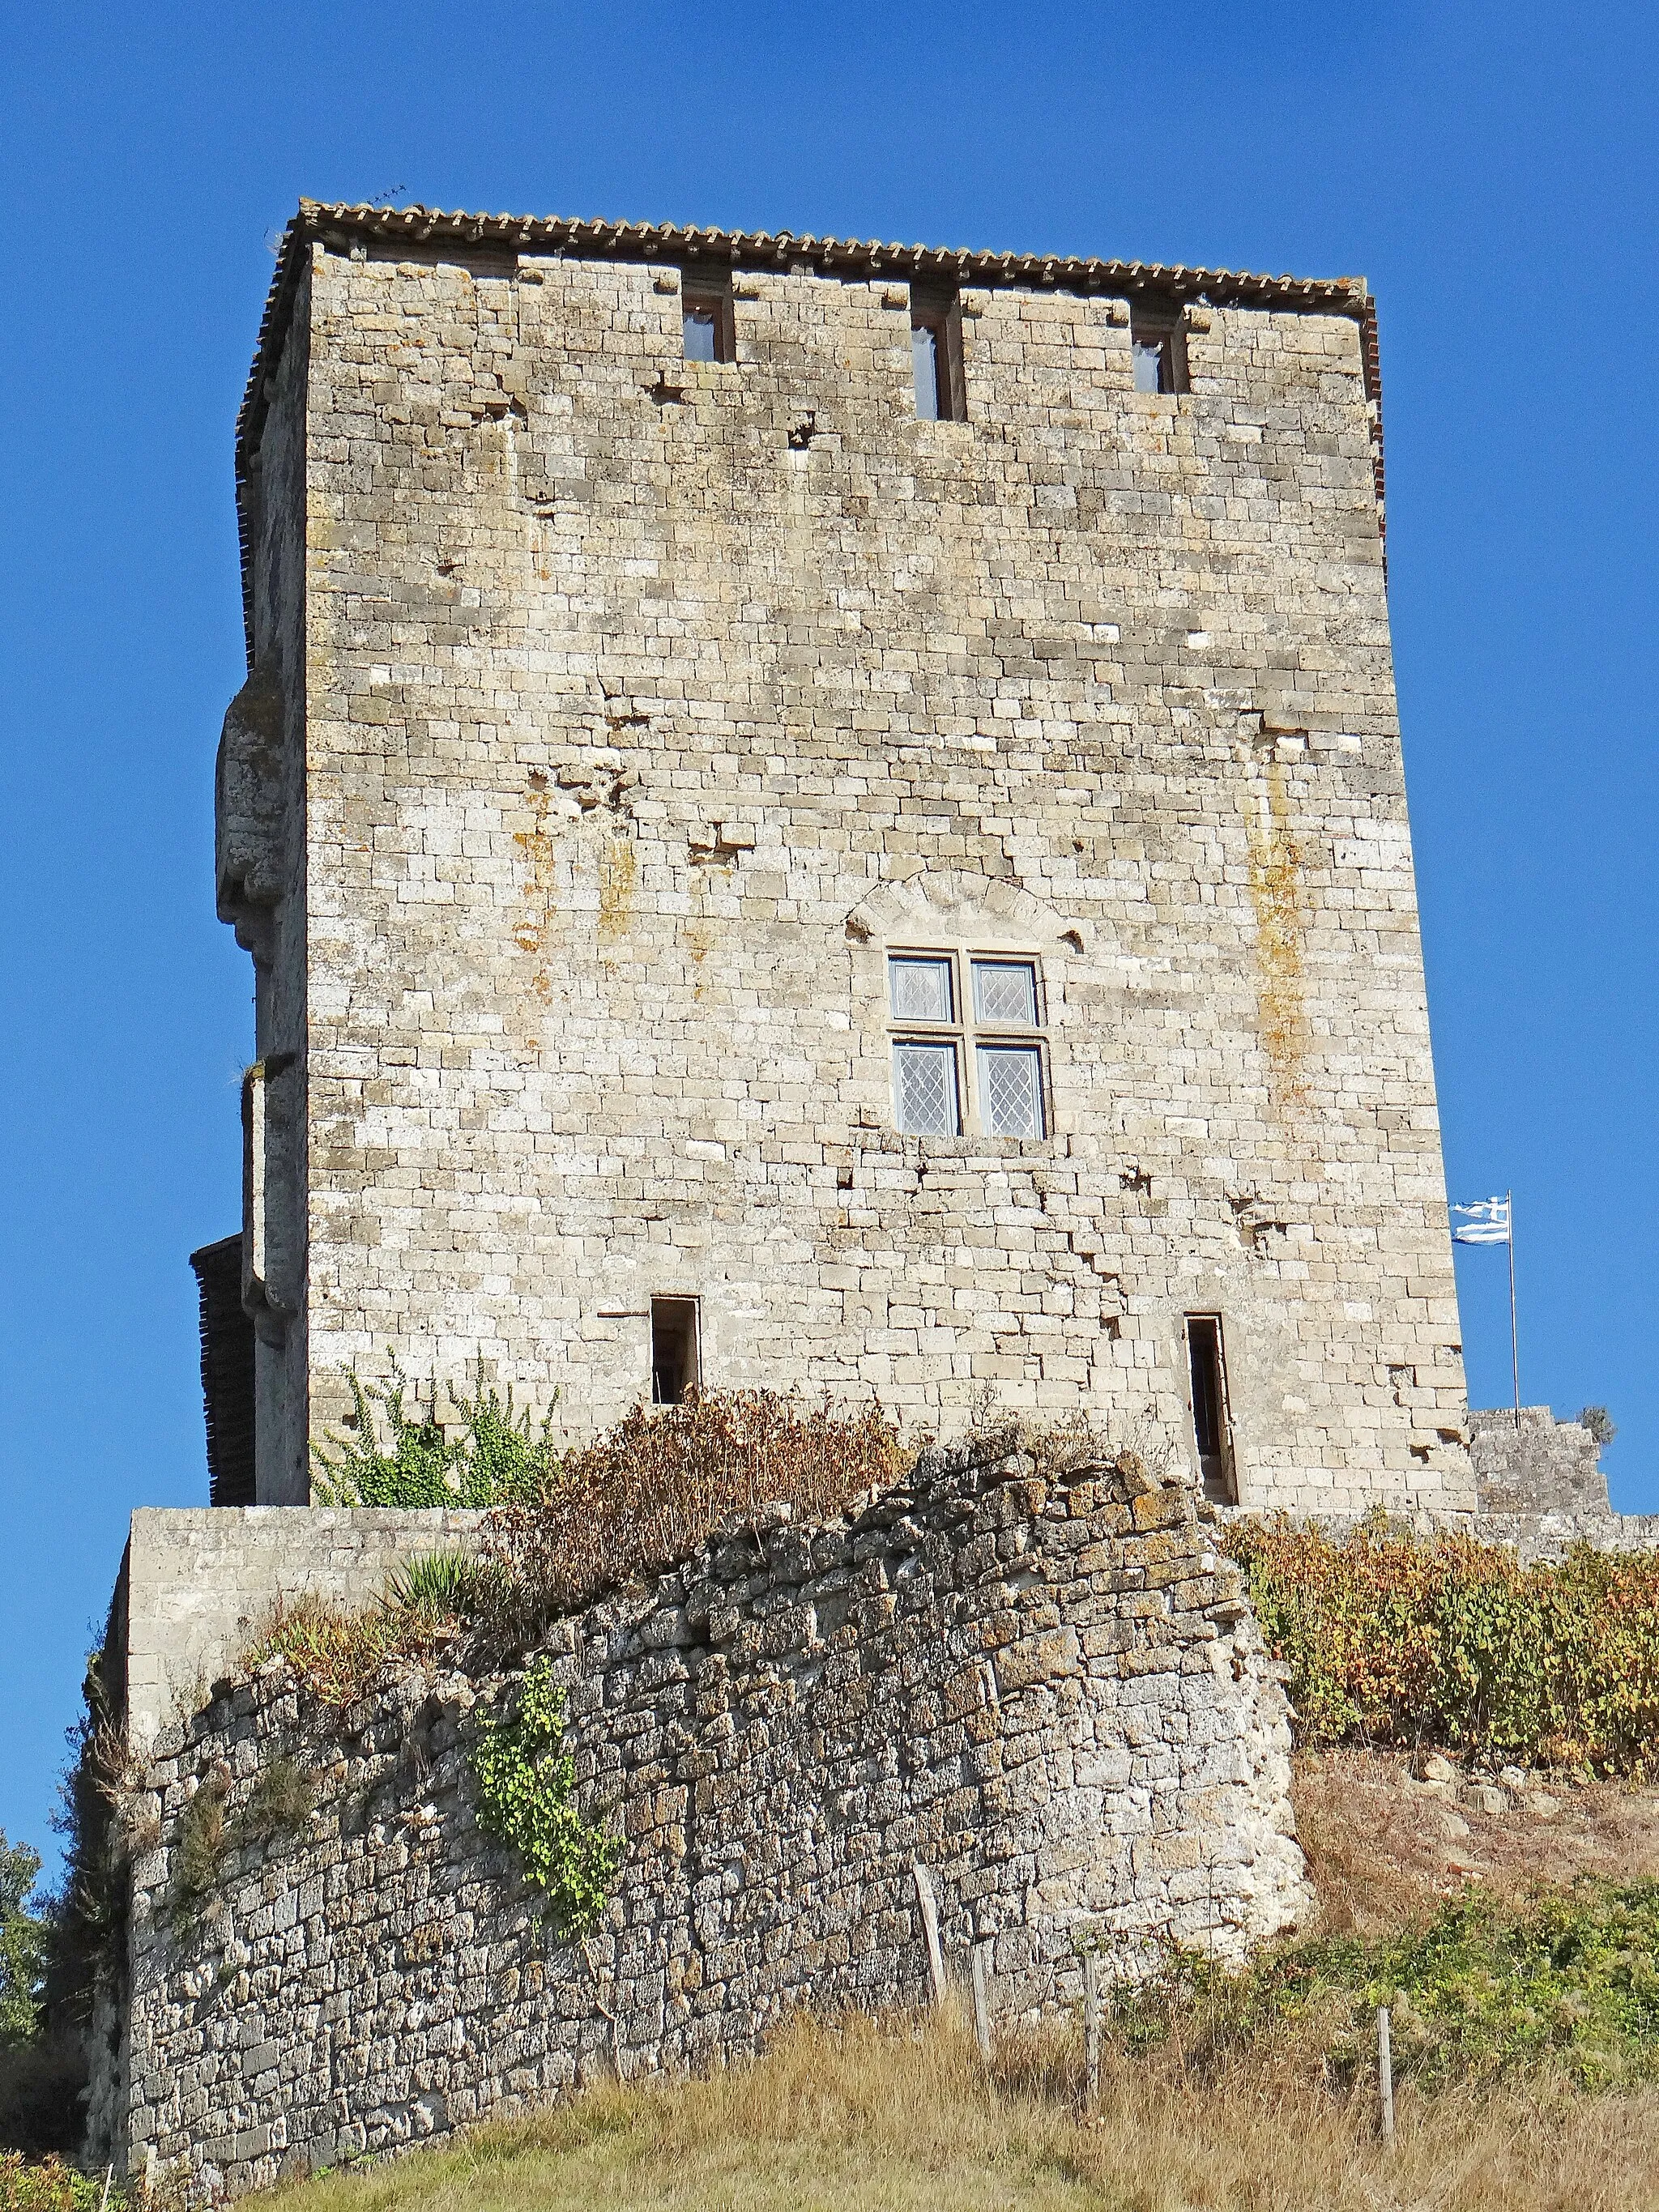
[232,201,1384,654]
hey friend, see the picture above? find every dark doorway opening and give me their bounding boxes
[190,1235,256,1505]
[651,1297,701,1405]
[1186,1314,1237,1504]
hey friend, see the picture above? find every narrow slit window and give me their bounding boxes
[681,273,735,364]
[1131,307,1188,395]
[1186,1315,1236,1503]
[650,1297,701,1405]
[911,289,965,421]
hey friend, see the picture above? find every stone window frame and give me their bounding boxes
[910,286,966,422]
[681,268,736,364]
[1129,300,1190,396]
[886,944,1050,1139]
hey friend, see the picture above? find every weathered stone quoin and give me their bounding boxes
[220,199,1475,1519]
[97,1439,1308,2194]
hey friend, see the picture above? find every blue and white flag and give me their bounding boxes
[1452,1196,1511,1246]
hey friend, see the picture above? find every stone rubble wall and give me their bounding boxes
[104,1442,1309,2197]
[1468,1406,1659,1563]
[1469,1406,1610,1519]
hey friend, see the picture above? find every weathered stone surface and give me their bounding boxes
[1471,1407,1610,1519]
[96,1442,1309,2194]
[1469,1405,1659,1560]
[227,207,1476,1520]
[120,1508,488,1752]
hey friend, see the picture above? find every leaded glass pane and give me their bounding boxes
[979,1046,1043,1137]
[893,1042,959,1135]
[889,956,953,1022]
[971,960,1038,1025]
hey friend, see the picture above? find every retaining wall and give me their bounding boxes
[100,1440,1309,2195]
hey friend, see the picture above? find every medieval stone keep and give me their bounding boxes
[215,199,1474,1515]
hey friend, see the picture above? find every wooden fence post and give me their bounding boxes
[1083,1952,1102,2112]
[1378,2005,1395,2147]
[912,1864,947,2010]
[971,1940,992,2061]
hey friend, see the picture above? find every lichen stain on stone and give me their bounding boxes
[684,919,716,1002]
[1245,757,1311,1108]
[597,836,637,950]
[511,781,558,1006]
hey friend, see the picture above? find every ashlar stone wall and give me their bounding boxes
[225,209,1475,1519]
[104,1439,1308,2195]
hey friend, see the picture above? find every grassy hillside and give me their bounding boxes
[223,1754,1659,2212]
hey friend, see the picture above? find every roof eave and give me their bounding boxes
[233,202,1383,660]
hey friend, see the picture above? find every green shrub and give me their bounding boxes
[384,1550,501,1623]
[312,1362,560,1507]
[0,2152,109,2212]
[1103,1878,1659,2095]
[0,1839,45,2049]
[471,1656,619,1940]
[1226,1517,1659,1774]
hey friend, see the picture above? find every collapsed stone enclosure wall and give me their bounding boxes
[101,1440,1308,2195]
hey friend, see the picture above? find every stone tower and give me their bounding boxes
[211,199,1474,1517]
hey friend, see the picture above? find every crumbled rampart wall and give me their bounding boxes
[1468,1406,1659,1563]
[123,1509,486,1751]
[104,1443,1308,2196]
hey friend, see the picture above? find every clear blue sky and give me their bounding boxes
[2,2,1654,1867]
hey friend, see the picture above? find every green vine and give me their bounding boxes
[471,1658,618,1938]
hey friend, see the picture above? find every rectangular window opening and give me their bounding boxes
[1130,306,1189,395]
[887,949,1047,1138]
[1186,1315,1236,1504]
[650,1297,701,1405]
[681,271,736,364]
[911,289,966,421]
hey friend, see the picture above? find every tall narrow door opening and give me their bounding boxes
[1186,1314,1237,1504]
[650,1297,701,1406]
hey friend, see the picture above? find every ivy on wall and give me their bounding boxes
[471,1657,619,1937]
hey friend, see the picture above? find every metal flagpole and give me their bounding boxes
[1508,1188,1520,1429]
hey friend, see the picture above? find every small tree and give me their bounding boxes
[1578,1405,1616,1447]
[0,1835,45,2047]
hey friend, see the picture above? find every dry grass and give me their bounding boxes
[1294,1746,1659,1933]
[254,2006,1659,2212]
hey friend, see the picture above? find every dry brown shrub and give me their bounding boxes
[249,1592,458,1712]
[481,1389,911,1643]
